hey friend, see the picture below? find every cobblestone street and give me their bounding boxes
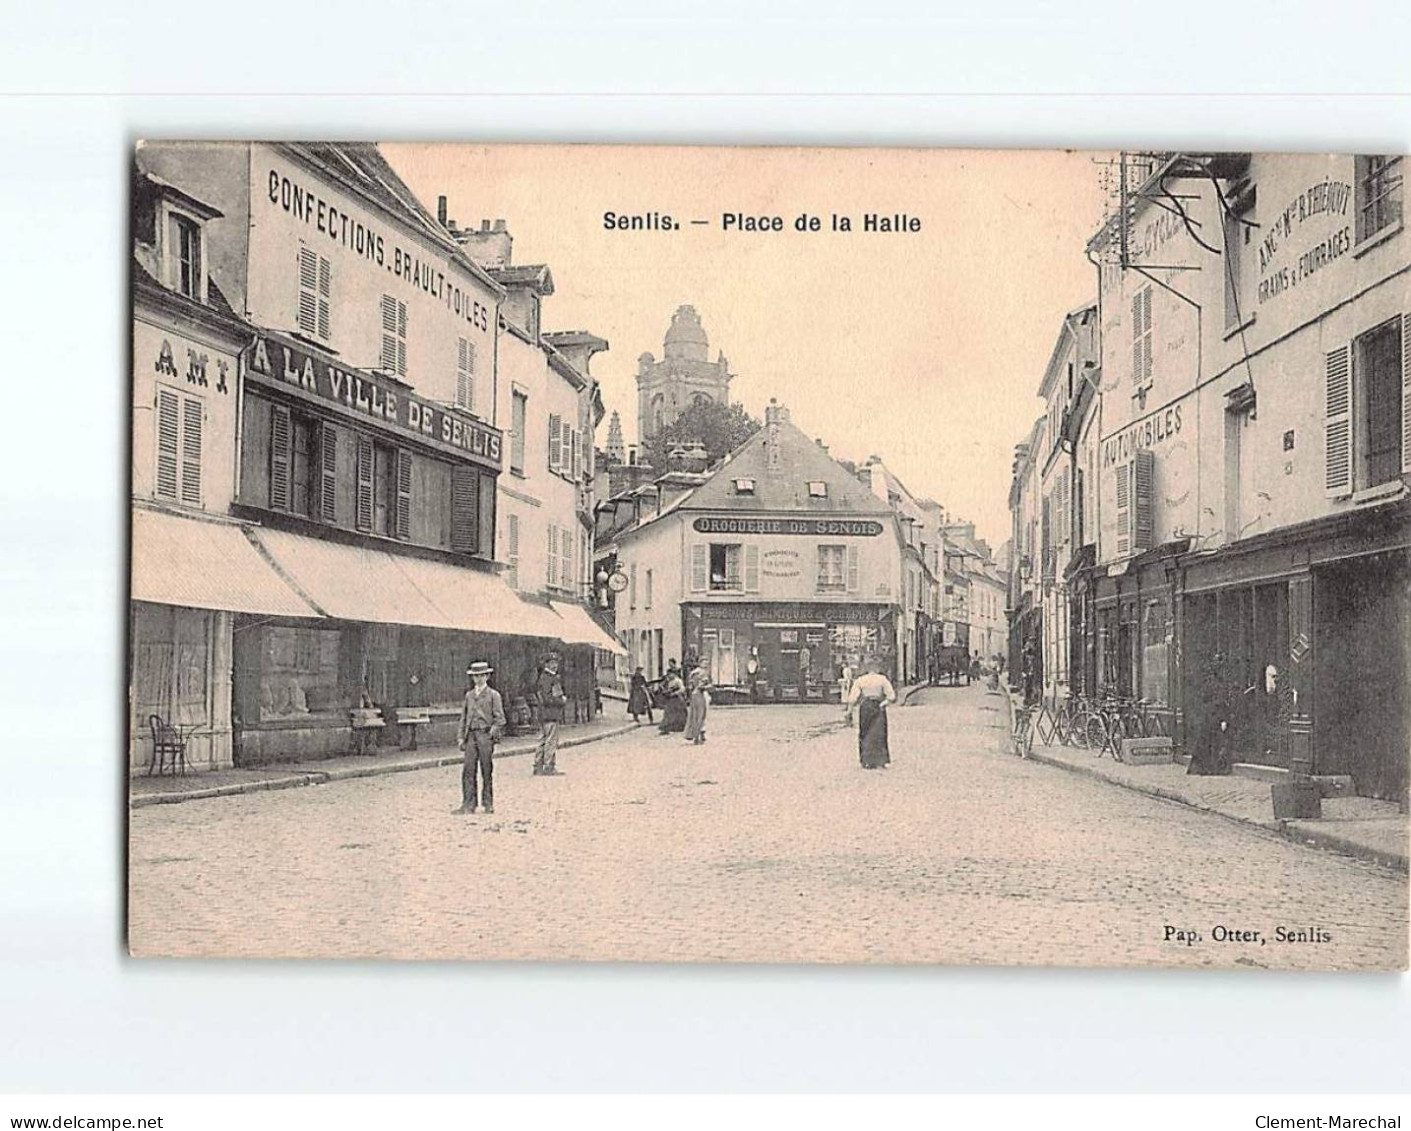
[128,686,1408,969]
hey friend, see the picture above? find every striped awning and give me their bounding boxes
[249,527,564,640]
[549,600,627,655]
[130,507,318,618]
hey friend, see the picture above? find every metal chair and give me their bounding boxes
[147,714,188,776]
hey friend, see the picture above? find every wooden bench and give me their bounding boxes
[394,706,432,750]
[350,707,385,755]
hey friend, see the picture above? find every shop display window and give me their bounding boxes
[258,625,343,720]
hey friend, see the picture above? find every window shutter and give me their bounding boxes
[298,247,317,336]
[548,525,559,588]
[1133,449,1155,552]
[478,472,495,561]
[317,256,331,339]
[180,396,202,506]
[318,422,338,521]
[355,435,374,531]
[572,429,582,481]
[394,449,412,540]
[450,465,479,553]
[506,513,519,588]
[1324,343,1353,497]
[380,295,406,375]
[155,388,180,501]
[456,338,473,411]
[561,423,573,476]
[269,404,292,511]
[565,527,576,592]
[1115,461,1131,556]
[396,300,407,376]
[1402,314,1411,475]
[690,544,707,592]
[548,414,562,472]
[744,544,760,593]
[846,544,860,592]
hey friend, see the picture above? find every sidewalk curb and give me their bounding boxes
[130,722,641,808]
[1021,744,1409,875]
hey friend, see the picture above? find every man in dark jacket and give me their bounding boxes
[455,661,506,814]
[533,653,566,776]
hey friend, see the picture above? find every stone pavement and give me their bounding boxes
[128,684,1408,969]
[1005,694,1409,874]
[128,714,639,807]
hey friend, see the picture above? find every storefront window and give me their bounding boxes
[133,603,210,728]
[1141,595,1170,705]
[258,625,342,720]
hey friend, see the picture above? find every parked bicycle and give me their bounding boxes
[1011,702,1036,759]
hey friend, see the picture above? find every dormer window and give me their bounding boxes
[807,481,828,498]
[168,213,202,300]
[734,477,756,495]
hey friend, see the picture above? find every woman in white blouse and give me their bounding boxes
[846,657,897,769]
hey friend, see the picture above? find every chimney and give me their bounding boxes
[764,398,790,426]
[437,195,448,226]
[815,437,828,456]
[452,218,514,270]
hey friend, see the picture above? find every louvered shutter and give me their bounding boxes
[355,435,374,531]
[380,295,398,372]
[1131,292,1143,385]
[1324,343,1353,497]
[180,397,202,506]
[561,424,573,476]
[394,449,412,540]
[298,247,318,336]
[846,544,860,592]
[1115,461,1131,556]
[564,527,576,592]
[547,525,559,588]
[318,422,338,521]
[396,300,407,376]
[456,338,472,411]
[155,388,180,500]
[1133,449,1155,552]
[317,256,331,339]
[506,513,519,588]
[478,472,495,560]
[744,544,760,593]
[270,404,292,511]
[690,544,707,592]
[450,465,479,553]
[548,414,562,472]
[1402,314,1411,475]
[571,429,582,481]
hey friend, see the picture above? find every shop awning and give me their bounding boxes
[130,507,319,618]
[549,600,627,655]
[250,527,554,639]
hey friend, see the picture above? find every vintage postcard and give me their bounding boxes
[127,142,1409,968]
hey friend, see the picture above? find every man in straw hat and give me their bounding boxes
[456,660,505,814]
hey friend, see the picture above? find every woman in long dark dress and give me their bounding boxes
[846,658,897,769]
[628,667,654,723]
[657,661,688,734]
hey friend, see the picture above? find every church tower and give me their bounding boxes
[604,409,626,464]
[635,305,734,441]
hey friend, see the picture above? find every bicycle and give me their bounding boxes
[1085,694,1137,761]
[1052,695,1089,748]
[1011,702,1036,758]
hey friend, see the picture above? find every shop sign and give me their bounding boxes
[1101,402,1183,470]
[249,334,502,469]
[140,323,232,396]
[692,601,893,624]
[693,516,884,537]
[761,549,801,578]
[1256,177,1354,306]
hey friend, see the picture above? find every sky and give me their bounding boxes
[383,144,1111,552]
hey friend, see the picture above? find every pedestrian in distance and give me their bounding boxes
[657,659,688,734]
[683,658,711,744]
[628,666,654,724]
[847,656,897,770]
[839,659,855,726]
[533,652,567,776]
[455,661,505,814]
